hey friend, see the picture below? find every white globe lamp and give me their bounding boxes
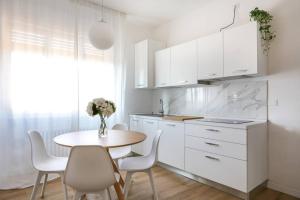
[88,0,114,50]
[89,20,114,50]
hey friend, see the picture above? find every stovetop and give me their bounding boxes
[197,118,253,124]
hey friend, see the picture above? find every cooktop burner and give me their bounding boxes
[198,118,253,124]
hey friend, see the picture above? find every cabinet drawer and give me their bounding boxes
[185,148,247,192]
[185,124,246,144]
[185,136,246,160]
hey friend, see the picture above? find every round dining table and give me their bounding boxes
[53,129,146,200]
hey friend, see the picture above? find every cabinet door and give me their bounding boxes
[155,48,170,87]
[142,119,159,155]
[130,117,144,155]
[170,41,197,86]
[135,40,148,88]
[158,121,184,170]
[197,33,223,80]
[224,22,258,77]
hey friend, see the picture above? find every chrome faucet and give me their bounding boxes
[159,99,164,116]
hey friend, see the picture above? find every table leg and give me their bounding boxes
[106,149,125,200]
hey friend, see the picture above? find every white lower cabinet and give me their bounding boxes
[129,115,267,196]
[130,116,144,155]
[158,121,184,170]
[130,116,158,156]
[185,148,247,192]
[184,122,267,193]
[142,119,159,155]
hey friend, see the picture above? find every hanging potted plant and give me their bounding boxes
[87,98,116,137]
[250,7,276,54]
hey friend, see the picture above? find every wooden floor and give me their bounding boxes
[0,166,298,200]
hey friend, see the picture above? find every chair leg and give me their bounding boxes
[106,188,112,200]
[147,169,158,200]
[74,191,83,200]
[124,172,133,199]
[40,173,48,198]
[30,171,43,200]
[60,173,68,200]
[114,159,119,168]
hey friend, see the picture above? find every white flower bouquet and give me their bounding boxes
[87,98,116,137]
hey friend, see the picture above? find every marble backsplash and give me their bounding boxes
[152,80,268,120]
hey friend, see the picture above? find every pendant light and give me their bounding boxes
[89,0,114,50]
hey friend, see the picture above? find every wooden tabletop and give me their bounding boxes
[53,130,146,148]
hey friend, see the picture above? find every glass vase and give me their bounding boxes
[98,116,108,138]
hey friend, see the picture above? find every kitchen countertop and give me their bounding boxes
[130,114,267,129]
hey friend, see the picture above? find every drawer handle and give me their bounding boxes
[132,119,139,122]
[205,142,220,147]
[166,123,176,127]
[233,69,248,73]
[205,155,220,161]
[160,83,167,85]
[145,121,154,124]
[205,129,220,132]
[207,73,217,77]
[178,80,188,84]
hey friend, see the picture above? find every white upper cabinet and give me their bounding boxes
[197,32,223,80]
[155,48,171,87]
[223,22,267,77]
[170,40,198,86]
[135,39,164,88]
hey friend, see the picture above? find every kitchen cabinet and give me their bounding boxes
[197,32,223,80]
[130,116,144,155]
[130,116,158,156]
[155,48,171,87]
[135,39,164,88]
[170,40,198,86]
[142,119,159,155]
[184,122,267,193]
[158,121,185,170]
[223,22,267,77]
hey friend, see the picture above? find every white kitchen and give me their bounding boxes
[0,0,299,200]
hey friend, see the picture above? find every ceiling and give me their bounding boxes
[89,0,211,27]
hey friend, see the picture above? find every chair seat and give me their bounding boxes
[35,156,68,172]
[118,156,153,171]
[109,147,131,160]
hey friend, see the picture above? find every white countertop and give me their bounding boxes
[130,114,267,129]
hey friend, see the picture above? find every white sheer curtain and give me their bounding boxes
[0,0,126,189]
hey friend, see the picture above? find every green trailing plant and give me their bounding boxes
[250,7,276,54]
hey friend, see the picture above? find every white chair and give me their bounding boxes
[109,123,131,165]
[27,130,68,200]
[64,145,116,200]
[118,130,162,200]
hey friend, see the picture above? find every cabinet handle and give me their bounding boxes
[137,84,145,87]
[233,69,248,73]
[160,83,167,86]
[205,142,220,147]
[207,73,217,77]
[166,123,176,127]
[145,121,154,124]
[205,128,220,132]
[132,119,139,122]
[205,155,220,161]
[177,80,188,84]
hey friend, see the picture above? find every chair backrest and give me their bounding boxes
[112,123,128,131]
[27,130,50,169]
[146,130,162,166]
[64,145,116,193]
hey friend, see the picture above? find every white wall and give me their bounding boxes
[152,0,300,197]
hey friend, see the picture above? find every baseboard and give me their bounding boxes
[267,180,300,198]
